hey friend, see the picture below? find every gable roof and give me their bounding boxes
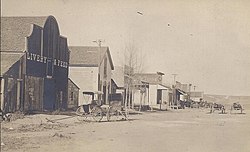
[0,52,24,76]
[1,16,48,52]
[68,78,80,89]
[69,46,114,70]
[111,66,124,87]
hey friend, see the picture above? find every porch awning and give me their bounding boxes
[82,90,103,95]
[176,89,187,95]
[157,84,169,90]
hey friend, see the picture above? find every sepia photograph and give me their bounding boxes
[1,0,250,152]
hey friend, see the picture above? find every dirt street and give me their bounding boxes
[1,108,250,152]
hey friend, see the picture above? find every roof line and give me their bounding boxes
[134,73,161,75]
[69,45,109,48]
[1,16,48,18]
[68,78,80,89]
[0,51,25,54]
[69,64,99,67]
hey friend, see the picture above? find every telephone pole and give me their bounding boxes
[188,84,192,102]
[93,39,104,100]
[172,74,178,85]
[171,74,178,108]
[92,39,104,67]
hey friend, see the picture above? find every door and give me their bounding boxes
[157,89,162,104]
[103,85,106,105]
[43,78,56,110]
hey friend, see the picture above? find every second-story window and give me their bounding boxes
[46,58,53,78]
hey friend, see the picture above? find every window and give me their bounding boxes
[70,92,74,101]
[46,59,53,78]
[98,74,101,91]
[104,57,107,78]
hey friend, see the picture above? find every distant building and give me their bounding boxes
[111,66,125,94]
[171,81,189,108]
[175,81,191,93]
[189,91,204,102]
[69,46,114,105]
[133,72,172,110]
[134,72,164,85]
[1,16,70,112]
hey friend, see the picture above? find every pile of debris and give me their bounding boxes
[0,110,25,122]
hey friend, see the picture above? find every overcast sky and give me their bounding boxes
[2,0,250,96]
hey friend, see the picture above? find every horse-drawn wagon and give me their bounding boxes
[75,92,128,122]
[210,103,226,114]
[230,102,243,114]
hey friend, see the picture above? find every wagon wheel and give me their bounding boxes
[107,107,119,121]
[77,115,88,122]
[75,106,88,121]
[91,106,103,122]
[76,106,84,116]
[124,108,129,120]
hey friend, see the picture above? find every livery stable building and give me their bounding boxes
[0,16,70,113]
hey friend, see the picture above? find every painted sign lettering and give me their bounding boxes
[26,52,68,68]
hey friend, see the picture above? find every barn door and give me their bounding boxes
[43,78,56,111]
[24,76,43,112]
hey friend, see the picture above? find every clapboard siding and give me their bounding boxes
[2,59,22,112]
[24,76,43,111]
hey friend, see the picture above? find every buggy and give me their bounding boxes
[210,103,226,114]
[76,92,128,122]
[230,102,243,114]
[106,93,128,121]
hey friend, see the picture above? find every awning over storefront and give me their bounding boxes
[176,89,187,95]
[157,84,170,90]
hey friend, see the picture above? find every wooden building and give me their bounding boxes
[133,72,172,110]
[111,66,125,94]
[69,46,114,105]
[171,81,189,109]
[189,91,204,102]
[0,16,70,112]
[67,78,80,110]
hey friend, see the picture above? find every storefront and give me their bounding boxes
[1,16,69,112]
